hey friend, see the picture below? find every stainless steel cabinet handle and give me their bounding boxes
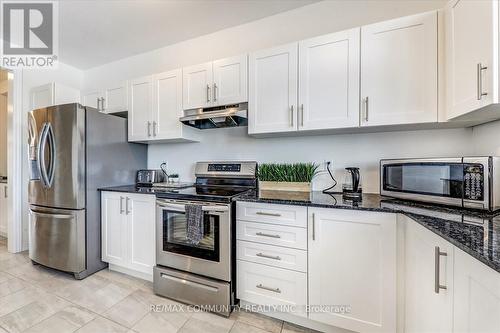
[125,197,131,215]
[120,196,125,214]
[256,232,281,239]
[300,104,304,126]
[256,211,281,217]
[152,121,157,137]
[213,83,217,102]
[147,121,151,137]
[434,246,448,294]
[290,105,294,127]
[207,84,211,102]
[256,253,281,261]
[256,284,281,294]
[4,186,7,198]
[477,63,488,100]
[96,97,101,111]
[364,97,369,122]
[101,97,106,110]
[312,213,316,241]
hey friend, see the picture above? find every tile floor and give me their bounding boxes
[0,237,318,333]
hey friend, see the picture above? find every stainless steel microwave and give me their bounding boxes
[380,157,500,211]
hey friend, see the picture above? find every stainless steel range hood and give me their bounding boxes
[180,103,248,129]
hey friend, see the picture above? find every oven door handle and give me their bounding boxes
[157,202,229,213]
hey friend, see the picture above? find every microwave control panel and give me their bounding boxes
[464,164,484,201]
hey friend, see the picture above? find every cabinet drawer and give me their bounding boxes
[236,202,307,227]
[237,260,307,317]
[237,221,307,250]
[237,240,307,272]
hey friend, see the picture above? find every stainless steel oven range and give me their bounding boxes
[154,161,257,316]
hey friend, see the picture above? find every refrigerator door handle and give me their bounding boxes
[37,123,49,187]
[30,209,74,219]
[46,123,56,188]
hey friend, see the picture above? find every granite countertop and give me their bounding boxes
[99,185,157,195]
[235,190,500,274]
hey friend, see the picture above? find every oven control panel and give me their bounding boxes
[464,164,484,201]
[208,163,241,172]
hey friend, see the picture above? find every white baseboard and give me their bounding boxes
[108,263,153,282]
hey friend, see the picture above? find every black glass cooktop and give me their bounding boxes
[138,185,251,203]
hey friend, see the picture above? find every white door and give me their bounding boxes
[298,28,360,130]
[152,69,183,140]
[213,55,248,106]
[308,208,397,333]
[128,76,152,142]
[0,184,7,236]
[103,82,128,113]
[101,192,127,266]
[126,194,155,275]
[360,11,438,126]
[81,90,102,110]
[30,83,54,110]
[249,43,298,134]
[183,62,213,110]
[454,248,500,333]
[446,0,498,119]
[404,216,454,333]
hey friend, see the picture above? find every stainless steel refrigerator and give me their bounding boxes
[28,103,147,279]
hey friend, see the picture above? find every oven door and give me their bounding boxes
[156,199,231,282]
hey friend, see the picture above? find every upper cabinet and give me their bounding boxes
[446,0,499,121]
[183,55,248,110]
[81,81,128,113]
[249,43,298,134]
[30,82,80,111]
[128,71,199,143]
[360,11,438,127]
[249,28,360,135]
[299,29,360,130]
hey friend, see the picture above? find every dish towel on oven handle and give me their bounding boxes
[186,204,204,245]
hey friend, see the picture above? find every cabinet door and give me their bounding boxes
[30,83,54,110]
[360,11,438,126]
[81,90,102,110]
[101,192,127,266]
[183,62,213,110]
[249,43,298,134]
[454,248,500,333]
[213,55,248,106]
[126,194,155,275]
[298,28,360,130]
[103,82,128,113]
[446,0,498,119]
[308,208,397,333]
[128,76,152,142]
[152,69,183,140]
[0,184,6,236]
[404,217,454,333]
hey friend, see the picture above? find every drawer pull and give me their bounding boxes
[256,253,281,261]
[256,284,281,294]
[256,212,281,217]
[256,232,281,239]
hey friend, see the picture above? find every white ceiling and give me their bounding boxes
[58,0,317,69]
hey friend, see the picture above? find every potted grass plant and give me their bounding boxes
[257,163,319,200]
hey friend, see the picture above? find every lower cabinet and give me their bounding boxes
[453,247,500,333]
[101,191,156,280]
[308,208,397,333]
[403,215,454,333]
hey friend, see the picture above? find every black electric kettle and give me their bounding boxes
[342,167,362,199]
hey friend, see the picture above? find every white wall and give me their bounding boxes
[471,119,500,156]
[83,0,475,194]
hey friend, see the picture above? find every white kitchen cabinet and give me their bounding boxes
[453,247,500,333]
[446,0,500,121]
[101,191,156,280]
[248,43,298,134]
[0,183,7,237]
[308,208,397,333]
[403,216,454,333]
[30,82,80,110]
[298,28,360,130]
[360,11,438,126]
[128,76,153,142]
[81,81,128,113]
[183,55,248,110]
